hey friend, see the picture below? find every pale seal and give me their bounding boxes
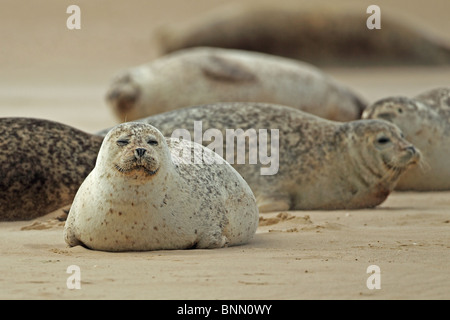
[156,4,450,66]
[362,87,450,191]
[106,47,366,122]
[64,122,259,251]
[98,103,421,212]
[0,118,103,221]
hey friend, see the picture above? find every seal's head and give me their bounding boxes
[106,69,146,121]
[361,97,436,140]
[347,120,421,183]
[98,122,170,181]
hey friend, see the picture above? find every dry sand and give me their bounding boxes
[0,0,449,300]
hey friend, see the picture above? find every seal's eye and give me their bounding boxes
[377,137,391,145]
[148,139,158,146]
[117,139,129,146]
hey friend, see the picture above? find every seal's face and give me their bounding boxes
[347,120,421,187]
[113,133,160,177]
[101,123,166,179]
[372,128,419,171]
[360,121,421,176]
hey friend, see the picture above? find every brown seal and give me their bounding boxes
[156,4,450,66]
[0,118,103,221]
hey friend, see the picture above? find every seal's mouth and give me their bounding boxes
[382,147,421,172]
[114,163,159,176]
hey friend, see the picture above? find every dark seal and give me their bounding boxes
[0,118,103,221]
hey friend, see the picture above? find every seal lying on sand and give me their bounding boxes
[362,87,450,191]
[0,118,103,221]
[98,103,421,212]
[64,122,259,251]
[106,47,366,122]
[155,4,450,66]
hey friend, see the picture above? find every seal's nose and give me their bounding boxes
[406,146,416,155]
[135,148,147,158]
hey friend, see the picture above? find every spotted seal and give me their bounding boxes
[64,122,259,251]
[362,87,450,191]
[98,103,421,212]
[0,117,103,221]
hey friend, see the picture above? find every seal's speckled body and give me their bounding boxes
[65,122,258,252]
[363,87,450,191]
[99,103,421,212]
[0,118,103,221]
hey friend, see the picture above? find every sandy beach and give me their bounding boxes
[0,0,449,300]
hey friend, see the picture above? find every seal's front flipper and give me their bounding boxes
[199,54,258,83]
[257,196,291,213]
[63,221,85,248]
[64,231,83,248]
